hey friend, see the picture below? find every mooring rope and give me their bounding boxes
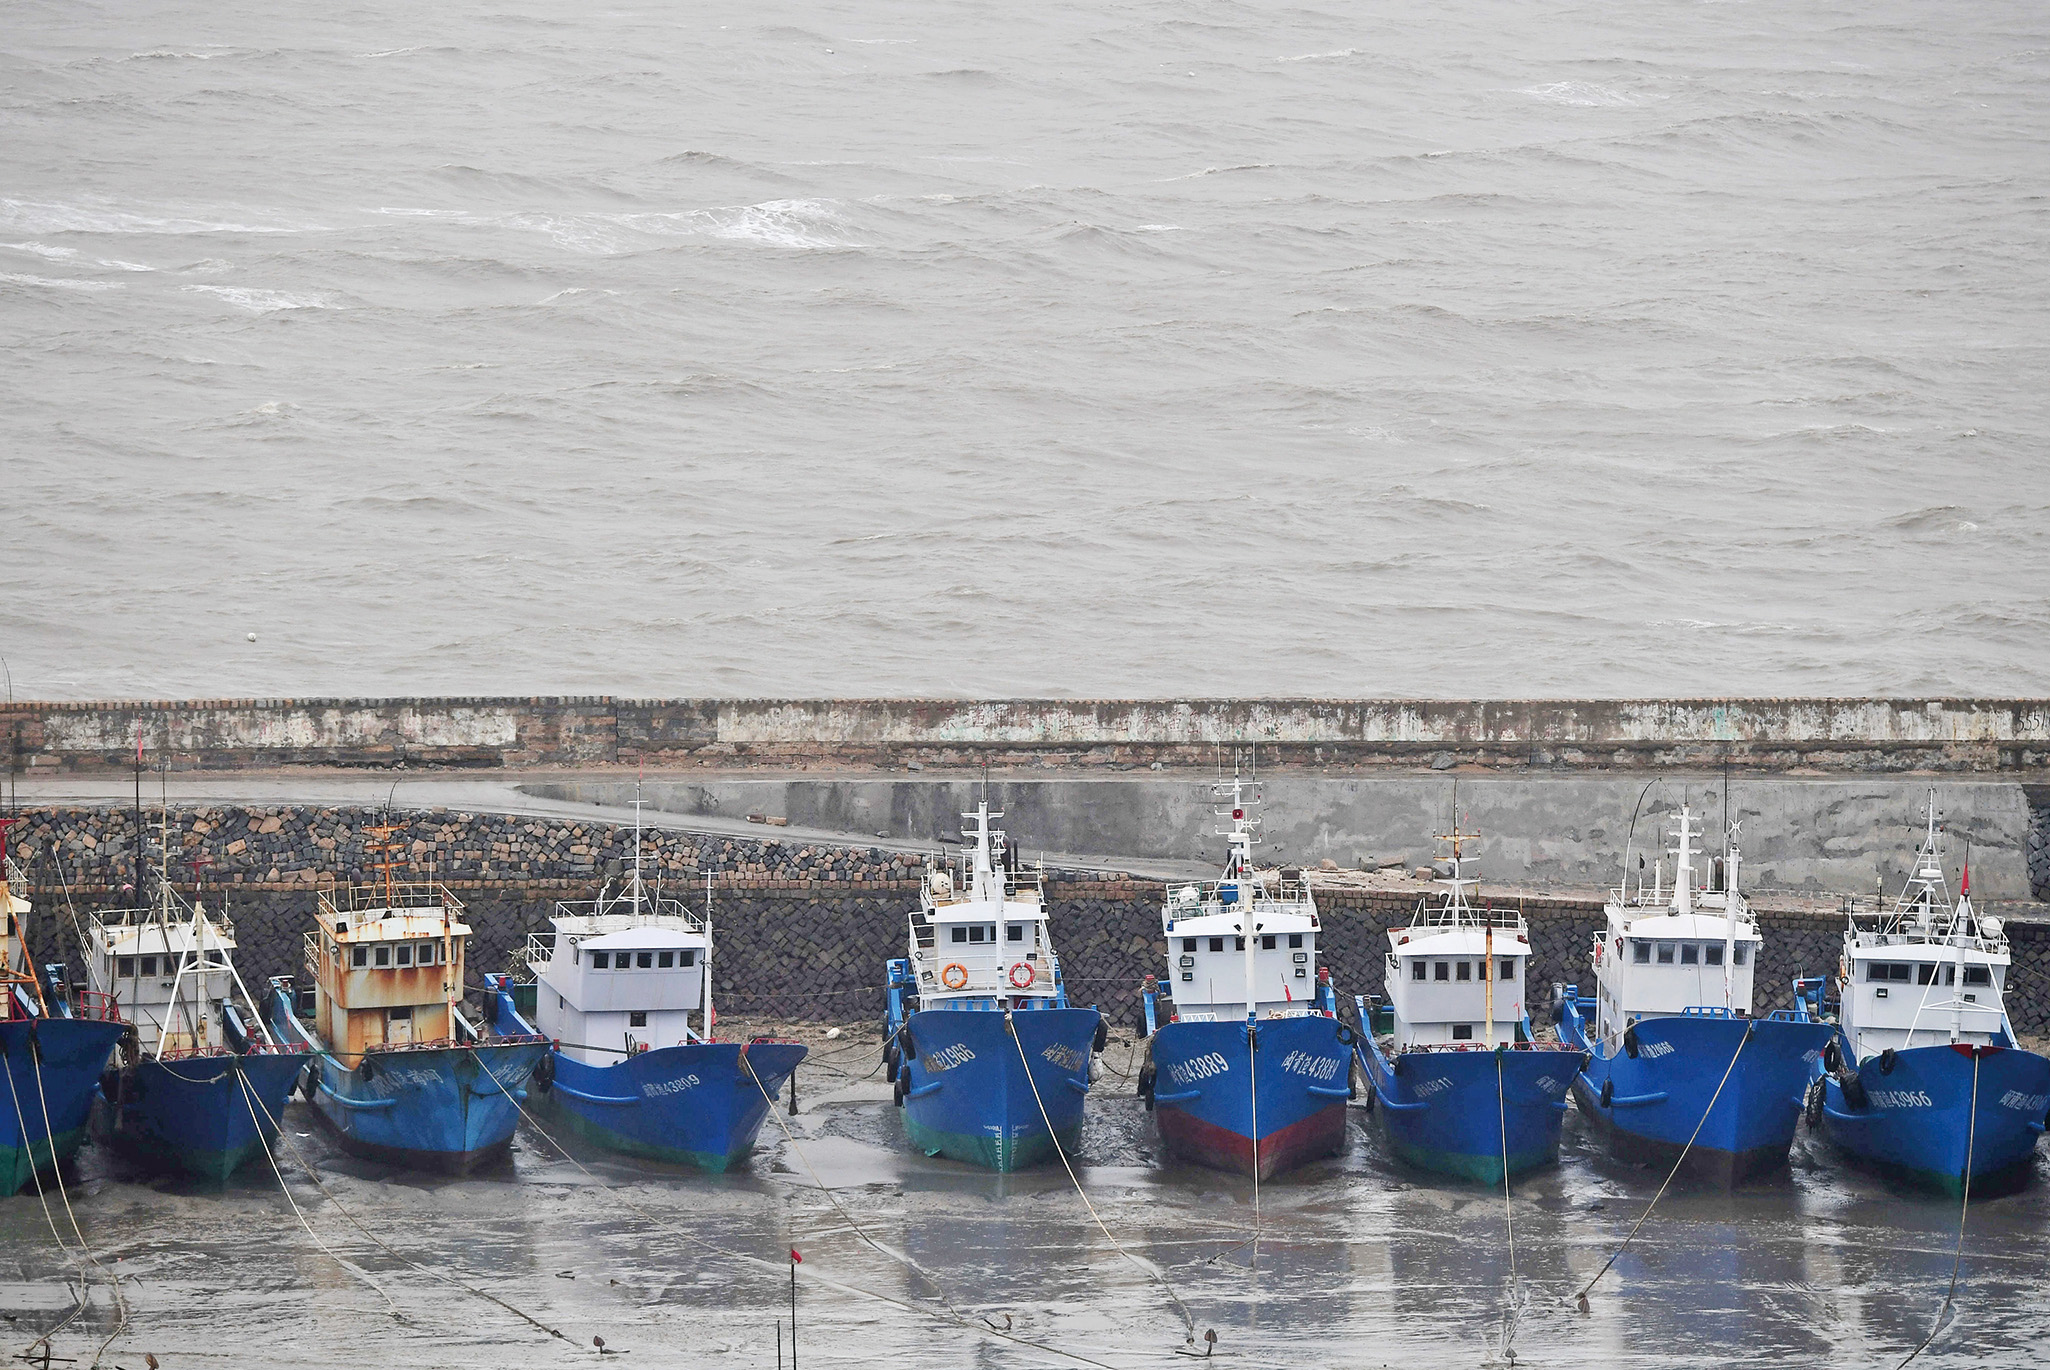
[739,1053,972,1323]
[231,1067,399,1317]
[469,1048,1127,1370]
[1494,1049,1528,1363]
[29,1040,130,1368]
[1576,1021,1751,1309]
[5,1046,91,1363]
[237,1078,573,1348]
[1008,1022,1200,1341]
[1896,1049,1981,1369]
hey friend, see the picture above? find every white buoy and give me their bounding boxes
[246,632,257,641]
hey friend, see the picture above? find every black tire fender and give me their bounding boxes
[532,1051,555,1094]
[1599,1078,1614,1109]
[1837,1068,1868,1111]
[1623,1027,1640,1059]
[1334,1023,1358,1048]
[1137,1063,1155,1112]
[1092,1019,1108,1056]
[1879,1048,1897,1076]
[1803,1076,1825,1128]
[892,1071,908,1108]
[299,1062,320,1102]
[1822,1038,1843,1075]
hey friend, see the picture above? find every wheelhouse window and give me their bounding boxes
[1234,937,1246,951]
[1289,933,1304,949]
[1867,963,1912,983]
[1680,944,1699,965]
[387,1007,412,1022]
[681,949,697,966]
[1705,945,1724,966]
[140,955,158,977]
[1656,943,1675,965]
[396,945,413,966]
[591,951,610,968]
[1261,935,1277,950]
[1435,962,1449,981]
[1456,962,1472,981]
[629,1011,648,1028]
[1183,938,1198,953]
[1412,960,1426,981]
[1209,938,1225,953]
[374,946,391,967]
[951,927,967,943]
[1007,924,1027,943]
[1500,960,1515,980]
[1632,942,1650,964]
[658,951,675,968]
[1963,966,1992,987]
[350,947,367,968]
[1452,1024,1474,1041]
[1733,945,1750,966]
[637,952,654,969]
[117,956,136,977]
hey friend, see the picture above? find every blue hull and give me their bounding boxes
[1560,1000,1833,1185]
[1,1018,126,1196]
[1819,1042,2050,1195]
[1150,1015,1352,1179]
[94,1050,311,1182]
[267,992,545,1175]
[898,1006,1099,1171]
[538,1041,807,1173]
[1358,1036,1580,1184]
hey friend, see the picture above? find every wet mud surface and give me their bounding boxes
[5,1025,2048,1368]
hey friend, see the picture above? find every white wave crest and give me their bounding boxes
[0,199,315,236]
[2,241,77,259]
[1276,48,1363,62]
[1520,81,1637,107]
[181,284,334,311]
[0,272,123,292]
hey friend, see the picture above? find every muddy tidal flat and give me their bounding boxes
[5,1023,2048,1369]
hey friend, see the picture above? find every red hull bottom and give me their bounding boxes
[1156,1102,1347,1180]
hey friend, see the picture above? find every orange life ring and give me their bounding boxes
[1008,961,1036,989]
[941,963,969,990]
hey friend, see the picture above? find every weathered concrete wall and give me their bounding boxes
[10,806,2050,1038]
[529,774,2045,901]
[6,696,2049,774]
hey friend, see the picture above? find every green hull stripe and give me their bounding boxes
[1386,1132,1557,1186]
[903,1116,1079,1173]
[542,1097,744,1174]
[3,1125,87,1197]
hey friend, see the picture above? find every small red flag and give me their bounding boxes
[1233,808,1244,821]
[790,1249,802,1264]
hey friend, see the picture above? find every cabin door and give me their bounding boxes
[387,1007,414,1045]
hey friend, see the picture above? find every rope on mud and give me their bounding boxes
[739,1053,971,1322]
[1896,1049,1981,1369]
[469,1049,1125,1370]
[29,1041,130,1368]
[1576,1022,1751,1310]
[1008,1022,1200,1342]
[1201,1021,1267,1269]
[5,1048,92,1362]
[231,1068,399,1318]
[237,1078,573,1349]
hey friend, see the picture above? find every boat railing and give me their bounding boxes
[1410,899,1527,932]
[320,882,465,918]
[68,988,122,1023]
[519,933,556,977]
[302,930,323,985]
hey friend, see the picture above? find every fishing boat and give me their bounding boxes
[1792,797,2050,1194]
[265,826,548,1174]
[81,822,309,1181]
[1136,775,1354,1179]
[484,797,806,1171]
[883,802,1103,1171]
[1353,822,1582,1184]
[1558,806,1833,1184]
[1,824,127,1196]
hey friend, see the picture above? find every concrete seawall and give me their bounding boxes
[11,804,2050,1037]
[6,695,2049,773]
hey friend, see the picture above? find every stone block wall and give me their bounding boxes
[7,805,2047,1034]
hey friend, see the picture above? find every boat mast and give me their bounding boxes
[1671,806,1698,917]
[1722,828,1741,1014]
[702,867,714,1041]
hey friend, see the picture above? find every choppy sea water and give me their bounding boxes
[3,0,2047,701]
